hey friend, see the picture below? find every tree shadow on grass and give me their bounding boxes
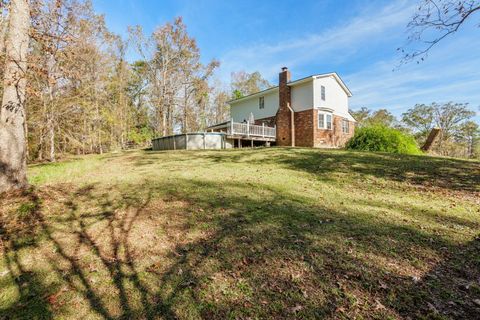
[203,148,480,194]
[0,176,478,319]
[352,196,480,231]
[0,184,169,319]
[394,236,480,319]
[0,191,55,319]
[151,178,480,318]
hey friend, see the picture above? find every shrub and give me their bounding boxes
[346,125,421,155]
[128,126,154,145]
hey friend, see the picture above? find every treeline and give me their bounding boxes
[350,102,480,159]
[0,0,270,163]
[3,0,476,163]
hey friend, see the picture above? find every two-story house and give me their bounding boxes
[209,67,356,148]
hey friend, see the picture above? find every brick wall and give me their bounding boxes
[276,68,293,146]
[280,109,354,148]
[312,110,355,148]
[254,116,276,127]
[294,109,314,147]
[333,115,355,147]
[272,67,355,148]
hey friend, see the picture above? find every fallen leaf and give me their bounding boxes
[291,305,303,312]
[375,299,386,310]
[379,281,388,289]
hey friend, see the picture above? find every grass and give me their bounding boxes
[0,148,479,319]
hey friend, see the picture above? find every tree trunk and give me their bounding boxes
[467,137,474,158]
[48,118,55,162]
[162,109,166,136]
[0,16,7,56]
[421,128,442,152]
[38,131,44,161]
[183,86,188,133]
[0,0,30,193]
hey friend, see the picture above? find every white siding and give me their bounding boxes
[229,74,354,123]
[230,89,279,122]
[290,81,314,112]
[313,76,349,117]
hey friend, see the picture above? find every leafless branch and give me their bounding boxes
[399,0,480,64]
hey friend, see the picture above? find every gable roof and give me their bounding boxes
[228,87,279,104]
[291,72,353,97]
[228,72,352,104]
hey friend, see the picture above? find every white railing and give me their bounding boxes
[227,120,276,138]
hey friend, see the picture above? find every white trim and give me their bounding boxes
[259,96,265,109]
[316,106,334,113]
[228,72,352,105]
[312,79,316,108]
[342,119,350,134]
[228,87,278,104]
[287,76,314,87]
[339,111,357,122]
[313,73,352,97]
[317,111,333,130]
[288,73,352,97]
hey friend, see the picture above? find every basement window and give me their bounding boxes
[318,112,332,130]
[259,96,265,109]
[342,119,349,133]
[321,85,326,101]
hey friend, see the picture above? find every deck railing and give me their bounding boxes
[226,120,276,138]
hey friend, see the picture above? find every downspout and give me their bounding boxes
[287,102,295,147]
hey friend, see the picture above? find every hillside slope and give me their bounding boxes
[1,148,479,319]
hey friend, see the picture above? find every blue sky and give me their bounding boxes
[92,0,480,121]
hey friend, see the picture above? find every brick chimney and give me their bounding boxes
[276,67,294,146]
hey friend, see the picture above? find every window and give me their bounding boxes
[342,119,349,134]
[321,85,326,101]
[318,112,332,130]
[259,96,265,109]
[318,113,324,128]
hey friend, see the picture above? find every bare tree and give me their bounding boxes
[209,82,230,125]
[130,17,219,136]
[231,71,271,98]
[400,0,480,63]
[27,0,122,159]
[0,0,30,193]
[0,3,235,176]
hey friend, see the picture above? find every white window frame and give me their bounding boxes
[259,96,265,109]
[342,119,349,134]
[321,85,326,101]
[318,112,333,130]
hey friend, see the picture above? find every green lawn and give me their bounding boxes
[1,148,479,319]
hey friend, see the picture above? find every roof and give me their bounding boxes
[206,121,230,130]
[292,72,353,97]
[228,72,352,104]
[343,111,357,122]
[227,87,279,104]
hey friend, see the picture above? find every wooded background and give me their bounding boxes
[0,0,478,165]
[0,0,273,164]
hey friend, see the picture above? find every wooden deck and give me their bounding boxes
[226,134,276,142]
[208,120,276,143]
